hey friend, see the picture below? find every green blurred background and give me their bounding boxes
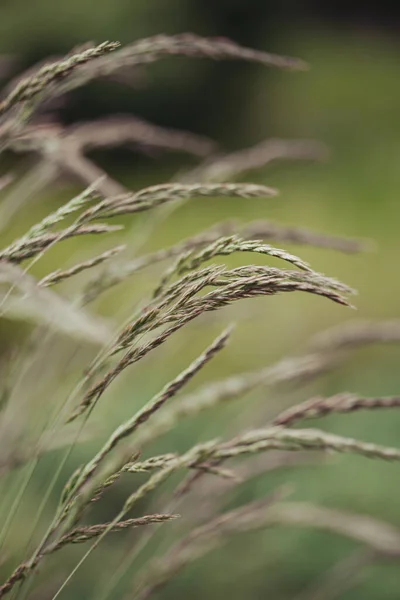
[1,2,400,599]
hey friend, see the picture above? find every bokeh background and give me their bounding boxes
[1,2,400,599]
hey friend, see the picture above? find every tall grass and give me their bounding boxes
[0,34,399,600]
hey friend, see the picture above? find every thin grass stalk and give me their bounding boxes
[53,34,308,99]
[65,327,232,509]
[0,515,179,599]
[273,393,400,427]
[39,245,125,287]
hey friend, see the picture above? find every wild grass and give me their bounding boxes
[0,33,399,600]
